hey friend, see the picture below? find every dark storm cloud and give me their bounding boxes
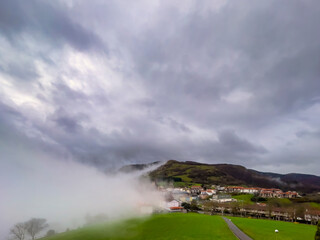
[0,0,106,52]
[217,130,267,155]
[127,0,320,129]
[0,0,320,174]
[49,108,86,134]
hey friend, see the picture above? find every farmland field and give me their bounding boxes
[230,216,317,240]
[44,213,237,240]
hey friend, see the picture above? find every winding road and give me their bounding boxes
[222,217,253,240]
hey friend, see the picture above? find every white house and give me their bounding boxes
[206,189,217,195]
[166,199,181,208]
[212,194,235,203]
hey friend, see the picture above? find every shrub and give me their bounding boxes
[315,221,320,240]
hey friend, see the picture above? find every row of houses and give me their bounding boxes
[191,186,217,196]
[163,186,235,203]
[158,184,300,212]
[189,185,299,199]
[226,186,299,198]
[226,186,260,194]
[209,205,320,223]
[260,189,298,198]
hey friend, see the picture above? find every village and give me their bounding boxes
[160,184,299,206]
[154,184,320,225]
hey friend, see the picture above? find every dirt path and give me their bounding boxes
[222,217,253,240]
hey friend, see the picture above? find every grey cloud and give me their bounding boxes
[0,0,320,175]
[49,108,89,134]
[52,83,88,102]
[0,62,39,82]
[217,130,267,155]
[0,102,23,121]
[258,130,320,174]
[54,116,80,133]
[0,94,266,170]
[125,0,320,129]
[0,0,107,52]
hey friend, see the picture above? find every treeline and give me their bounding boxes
[9,218,55,240]
[197,199,320,225]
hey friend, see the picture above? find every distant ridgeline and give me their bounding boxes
[118,161,161,173]
[124,160,320,193]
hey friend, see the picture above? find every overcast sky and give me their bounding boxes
[1,0,320,175]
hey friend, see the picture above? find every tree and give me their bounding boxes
[295,204,306,221]
[251,195,267,202]
[9,223,27,240]
[315,221,320,240]
[46,229,56,237]
[231,202,240,216]
[181,202,191,212]
[190,200,200,211]
[25,218,48,240]
[203,201,216,215]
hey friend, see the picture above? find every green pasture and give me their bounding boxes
[44,213,237,240]
[232,194,254,205]
[230,216,316,240]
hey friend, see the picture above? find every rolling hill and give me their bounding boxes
[145,160,320,193]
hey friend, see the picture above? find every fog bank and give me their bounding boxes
[0,141,163,240]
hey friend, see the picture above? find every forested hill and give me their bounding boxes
[145,160,320,193]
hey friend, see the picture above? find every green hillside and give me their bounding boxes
[44,213,237,240]
[149,160,272,188]
[148,160,320,193]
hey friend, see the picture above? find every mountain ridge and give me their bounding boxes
[122,160,320,193]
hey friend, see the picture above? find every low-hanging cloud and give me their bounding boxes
[0,128,163,240]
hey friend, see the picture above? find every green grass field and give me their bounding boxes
[44,213,237,240]
[230,216,317,240]
[232,194,254,205]
[310,202,320,210]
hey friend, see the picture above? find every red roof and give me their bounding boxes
[170,207,184,210]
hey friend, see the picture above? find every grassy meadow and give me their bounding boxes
[309,202,320,210]
[44,213,237,240]
[232,194,255,205]
[229,216,317,240]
